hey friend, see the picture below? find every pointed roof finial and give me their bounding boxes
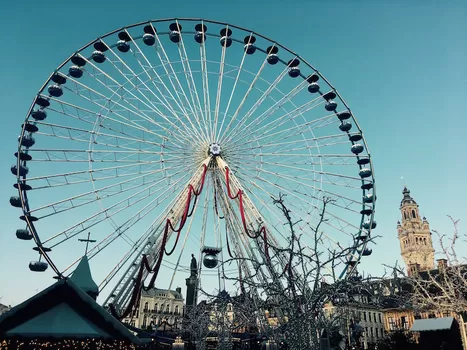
[70,255,99,300]
[401,186,417,206]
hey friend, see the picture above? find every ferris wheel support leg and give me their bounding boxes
[103,157,211,312]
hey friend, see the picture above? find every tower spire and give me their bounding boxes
[397,187,434,275]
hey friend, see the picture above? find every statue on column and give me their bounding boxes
[190,254,197,276]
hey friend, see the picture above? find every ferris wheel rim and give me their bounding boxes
[13,17,376,299]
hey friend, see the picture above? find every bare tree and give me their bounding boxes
[182,288,262,350]
[218,194,376,350]
[409,217,467,314]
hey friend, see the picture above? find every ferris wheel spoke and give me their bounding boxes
[40,97,180,147]
[29,165,183,217]
[101,43,205,143]
[58,78,189,145]
[68,171,191,278]
[123,29,207,141]
[232,153,366,167]
[80,58,200,145]
[238,178,357,257]
[35,120,186,153]
[226,96,328,148]
[151,28,205,136]
[216,34,249,141]
[27,149,164,163]
[26,159,166,182]
[227,134,350,162]
[254,133,348,151]
[199,32,214,141]
[212,25,230,142]
[243,165,365,214]
[25,162,180,191]
[240,173,361,238]
[40,170,188,241]
[238,86,324,138]
[175,24,210,140]
[218,45,272,144]
[228,77,309,145]
[42,170,191,246]
[227,154,367,190]
[221,59,291,145]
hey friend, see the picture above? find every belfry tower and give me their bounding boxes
[397,187,434,276]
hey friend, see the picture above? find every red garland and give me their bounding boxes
[112,164,208,320]
[224,167,269,261]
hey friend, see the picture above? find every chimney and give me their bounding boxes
[176,287,182,295]
[437,259,448,272]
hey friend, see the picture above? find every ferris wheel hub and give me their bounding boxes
[208,143,222,156]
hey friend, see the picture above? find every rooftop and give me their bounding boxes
[411,317,454,332]
[142,287,183,300]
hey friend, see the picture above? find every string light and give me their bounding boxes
[0,338,156,350]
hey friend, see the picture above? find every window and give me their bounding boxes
[376,328,379,337]
[154,303,158,312]
[379,314,382,323]
[166,304,170,313]
[412,210,416,218]
[388,317,396,331]
[374,312,377,322]
[144,302,148,311]
[363,311,367,322]
[401,316,408,329]
[142,316,147,328]
[175,305,179,315]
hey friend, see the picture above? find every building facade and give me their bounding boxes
[324,292,386,347]
[124,287,184,330]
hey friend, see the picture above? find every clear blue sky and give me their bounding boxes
[0,0,466,306]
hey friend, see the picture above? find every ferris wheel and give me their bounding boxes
[11,18,376,317]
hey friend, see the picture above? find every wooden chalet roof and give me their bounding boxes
[0,278,140,344]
